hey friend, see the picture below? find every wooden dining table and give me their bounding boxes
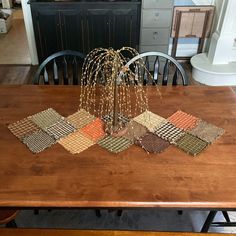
[0,85,236,210]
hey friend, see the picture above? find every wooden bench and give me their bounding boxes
[0,230,235,236]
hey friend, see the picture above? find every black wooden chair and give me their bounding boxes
[125,51,188,86]
[201,211,235,232]
[33,50,85,85]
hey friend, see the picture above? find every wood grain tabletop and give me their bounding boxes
[0,85,236,209]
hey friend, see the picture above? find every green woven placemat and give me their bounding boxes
[176,133,208,156]
[98,136,132,154]
[30,108,62,130]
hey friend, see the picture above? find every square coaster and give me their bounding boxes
[46,119,76,140]
[155,122,185,144]
[123,120,148,142]
[136,132,170,154]
[58,131,95,154]
[133,110,167,132]
[80,118,106,142]
[98,136,132,154]
[22,130,56,154]
[176,133,208,156]
[8,117,40,140]
[189,120,224,144]
[66,109,96,129]
[167,110,199,131]
[30,108,62,130]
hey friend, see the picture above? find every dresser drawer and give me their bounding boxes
[141,28,170,45]
[142,0,173,9]
[140,45,169,54]
[142,9,172,28]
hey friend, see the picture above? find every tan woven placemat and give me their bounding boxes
[155,122,185,144]
[66,109,96,129]
[136,132,170,154]
[30,108,62,130]
[80,118,106,142]
[133,110,167,132]
[189,120,224,144]
[123,120,148,142]
[8,118,40,140]
[98,136,132,154]
[176,133,208,156]
[58,131,95,154]
[168,110,199,131]
[22,130,56,154]
[46,119,76,140]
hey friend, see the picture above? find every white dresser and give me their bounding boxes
[140,0,174,54]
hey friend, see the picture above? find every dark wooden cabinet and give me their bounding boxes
[30,1,141,62]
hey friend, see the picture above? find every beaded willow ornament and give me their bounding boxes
[79,47,155,134]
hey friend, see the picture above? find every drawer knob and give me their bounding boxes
[153,32,158,40]
[155,13,159,18]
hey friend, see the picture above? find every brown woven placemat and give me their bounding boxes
[98,136,132,154]
[66,109,96,129]
[176,133,208,156]
[133,110,167,132]
[58,131,95,154]
[123,120,148,142]
[155,122,185,144]
[168,110,199,131]
[8,118,40,140]
[102,113,130,125]
[136,132,170,154]
[30,108,62,130]
[189,120,224,144]
[46,119,76,140]
[22,130,56,154]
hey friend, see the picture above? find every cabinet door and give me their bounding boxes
[60,9,85,53]
[86,8,111,52]
[31,7,61,62]
[111,7,139,50]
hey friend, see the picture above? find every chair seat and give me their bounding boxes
[0,210,19,225]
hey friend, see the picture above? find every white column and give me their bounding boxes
[21,0,39,65]
[207,0,236,64]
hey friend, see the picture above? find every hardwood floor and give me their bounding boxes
[0,65,36,84]
[0,10,31,65]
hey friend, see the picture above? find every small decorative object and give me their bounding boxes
[79,47,150,134]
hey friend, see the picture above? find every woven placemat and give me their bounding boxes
[80,118,106,142]
[58,131,95,154]
[46,119,76,140]
[8,118,40,140]
[168,110,199,131]
[136,132,170,154]
[22,130,56,154]
[189,120,224,144]
[98,136,132,153]
[155,122,185,144]
[66,109,96,129]
[176,133,208,156]
[133,110,167,132]
[30,108,62,130]
[123,120,148,142]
